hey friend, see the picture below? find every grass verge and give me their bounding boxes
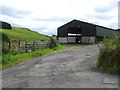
[1,45,66,69]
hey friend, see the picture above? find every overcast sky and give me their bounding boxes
[0,0,119,35]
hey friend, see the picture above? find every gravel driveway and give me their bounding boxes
[2,45,119,88]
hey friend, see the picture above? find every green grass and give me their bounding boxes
[1,27,50,41]
[1,45,66,69]
[96,35,120,74]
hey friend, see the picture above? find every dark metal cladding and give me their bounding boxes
[0,21,12,29]
[57,19,96,37]
[57,19,118,43]
[57,19,117,37]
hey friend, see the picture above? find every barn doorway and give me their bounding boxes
[68,26,82,43]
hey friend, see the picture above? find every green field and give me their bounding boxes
[1,27,50,41]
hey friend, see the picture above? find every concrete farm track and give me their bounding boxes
[2,45,118,88]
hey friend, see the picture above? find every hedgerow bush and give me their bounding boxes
[97,35,120,74]
[49,36,59,48]
[2,33,11,54]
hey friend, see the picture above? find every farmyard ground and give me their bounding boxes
[2,45,118,88]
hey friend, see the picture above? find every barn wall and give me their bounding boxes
[57,28,68,37]
[82,37,96,43]
[68,37,76,43]
[96,26,117,37]
[81,23,96,37]
[58,37,68,43]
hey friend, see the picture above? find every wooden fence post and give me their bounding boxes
[25,42,28,53]
[18,41,20,50]
[47,41,50,49]
[8,42,11,49]
[33,41,36,51]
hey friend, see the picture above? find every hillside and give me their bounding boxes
[1,27,50,41]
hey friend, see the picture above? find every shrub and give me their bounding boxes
[97,35,120,74]
[2,33,11,54]
[49,36,59,48]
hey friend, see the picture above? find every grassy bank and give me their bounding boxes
[96,35,120,74]
[1,27,50,41]
[1,45,66,69]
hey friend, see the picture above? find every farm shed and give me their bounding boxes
[57,19,119,44]
[0,21,12,29]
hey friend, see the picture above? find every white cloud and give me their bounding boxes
[0,0,119,35]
